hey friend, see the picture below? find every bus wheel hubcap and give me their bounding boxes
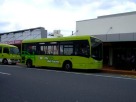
[65,64,70,70]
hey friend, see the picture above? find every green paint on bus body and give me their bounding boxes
[21,35,103,69]
[0,43,21,64]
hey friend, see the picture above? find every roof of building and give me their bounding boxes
[77,11,136,22]
[98,11,136,19]
[0,27,44,35]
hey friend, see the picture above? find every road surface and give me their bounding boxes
[0,65,136,102]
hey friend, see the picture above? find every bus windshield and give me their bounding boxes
[91,38,103,61]
[10,47,19,54]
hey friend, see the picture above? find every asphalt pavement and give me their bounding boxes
[0,65,136,102]
[17,63,136,75]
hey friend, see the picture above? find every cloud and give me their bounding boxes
[0,0,136,36]
[0,21,10,26]
[0,0,5,5]
[0,21,10,32]
[51,0,93,8]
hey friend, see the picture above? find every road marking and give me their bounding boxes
[88,73,136,80]
[72,72,136,80]
[43,69,136,81]
[0,65,23,68]
[122,75,136,78]
[0,72,11,75]
[0,64,135,80]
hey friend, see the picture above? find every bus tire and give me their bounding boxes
[63,61,72,71]
[26,60,32,68]
[12,63,16,65]
[2,59,8,65]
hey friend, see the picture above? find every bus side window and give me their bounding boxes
[53,45,58,55]
[47,46,52,54]
[27,45,36,54]
[39,46,45,55]
[60,45,63,55]
[74,40,90,56]
[3,47,9,54]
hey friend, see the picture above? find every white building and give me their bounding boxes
[76,11,136,36]
[76,11,136,69]
[0,27,47,51]
[0,27,47,44]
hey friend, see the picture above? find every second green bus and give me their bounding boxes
[0,44,21,65]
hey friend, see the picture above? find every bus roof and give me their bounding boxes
[0,43,17,48]
[22,35,98,43]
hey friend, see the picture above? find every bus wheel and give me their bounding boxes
[26,60,32,68]
[63,62,72,71]
[2,59,8,65]
[12,63,16,65]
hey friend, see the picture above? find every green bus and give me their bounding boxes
[21,35,103,70]
[0,44,21,65]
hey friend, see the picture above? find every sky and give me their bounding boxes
[0,0,136,36]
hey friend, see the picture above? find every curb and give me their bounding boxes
[17,63,26,67]
[101,69,136,75]
[16,63,136,75]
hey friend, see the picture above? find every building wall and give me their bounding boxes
[76,12,136,35]
[0,27,47,44]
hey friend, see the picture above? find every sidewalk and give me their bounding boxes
[17,63,136,75]
[17,63,26,67]
[102,66,136,75]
